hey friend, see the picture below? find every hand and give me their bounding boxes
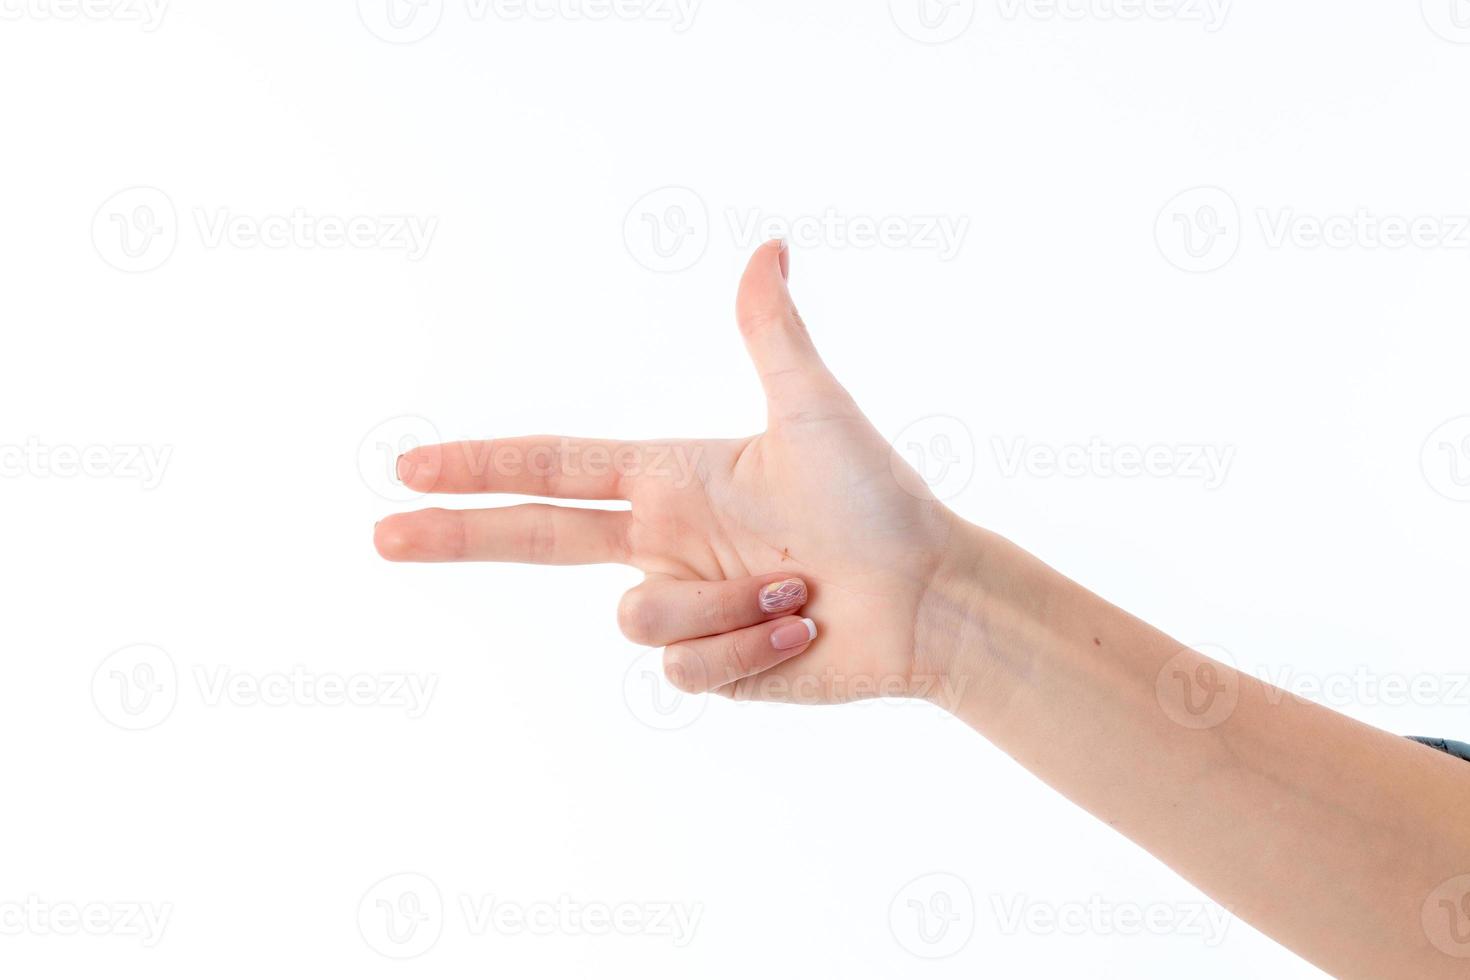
[375,241,971,703]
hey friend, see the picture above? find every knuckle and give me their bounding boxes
[725,634,756,681]
[616,589,657,645]
[737,305,793,339]
[663,647,702,694]
[713,587,744,632]
[524,508,556,563]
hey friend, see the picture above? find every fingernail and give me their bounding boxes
[759,578,807,614]
[395,454,407,483]
[770,618,817,651]
[774,238,790,282]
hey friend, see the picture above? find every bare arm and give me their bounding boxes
[925,523,1470,978]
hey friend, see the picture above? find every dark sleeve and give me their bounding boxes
[1407,736,1470,763]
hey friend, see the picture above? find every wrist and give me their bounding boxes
[913,518,1054,721]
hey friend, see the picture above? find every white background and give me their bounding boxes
[3,0,1469,976]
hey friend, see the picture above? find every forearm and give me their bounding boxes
[922,522,1470,979]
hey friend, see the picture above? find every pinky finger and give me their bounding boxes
[663,616,816,695]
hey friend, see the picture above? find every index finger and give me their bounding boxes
[398,437,654,500]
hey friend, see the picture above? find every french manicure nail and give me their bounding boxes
[395,454,407,483]
[759,578,808,614]
[771,618,817,651]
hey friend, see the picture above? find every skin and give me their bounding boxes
[376,240,1470,978]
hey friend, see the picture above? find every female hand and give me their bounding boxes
[375,240,969,703]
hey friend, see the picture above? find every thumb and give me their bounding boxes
[735,240,848,421]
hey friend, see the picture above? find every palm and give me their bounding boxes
[624,411,953,702]
[379,242,958,704]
